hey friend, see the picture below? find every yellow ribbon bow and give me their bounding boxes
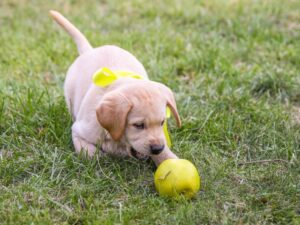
[93,67,143,87]
[92,67,172,147]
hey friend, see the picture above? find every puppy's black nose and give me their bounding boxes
[150,144,164,155]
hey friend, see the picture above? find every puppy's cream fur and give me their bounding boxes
[50,10,181,165]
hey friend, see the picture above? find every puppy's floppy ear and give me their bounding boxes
[158,84,181,127]
[96,91,132,141]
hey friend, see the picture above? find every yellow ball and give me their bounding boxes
[154,159,200,199]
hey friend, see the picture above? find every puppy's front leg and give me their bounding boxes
[151,147,178,166]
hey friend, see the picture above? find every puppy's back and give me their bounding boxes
[65,45,148,117]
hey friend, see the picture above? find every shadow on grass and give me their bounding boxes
[250,73,300,104]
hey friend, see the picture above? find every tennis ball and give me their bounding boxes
[154,159,200,199]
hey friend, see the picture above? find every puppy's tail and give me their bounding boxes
[49,10,92,55]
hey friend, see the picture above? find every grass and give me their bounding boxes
[0,0,299,224]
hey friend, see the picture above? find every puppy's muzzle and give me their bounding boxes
[150,144,164,155]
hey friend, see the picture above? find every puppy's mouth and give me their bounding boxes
[130,147,148,160]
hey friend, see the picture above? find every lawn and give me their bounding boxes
[0,0,299,224]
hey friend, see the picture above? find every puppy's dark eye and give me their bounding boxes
[133,123,145,130]
[161,120,165,126]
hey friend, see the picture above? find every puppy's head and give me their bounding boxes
[96,80,181,156]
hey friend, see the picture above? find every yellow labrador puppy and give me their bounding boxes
[50,11,181,165]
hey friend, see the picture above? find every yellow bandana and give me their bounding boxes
[92,67,172,147]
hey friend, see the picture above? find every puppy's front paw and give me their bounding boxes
[77,142,97,158]
[101,141,128,157]
[83,143,97,157]
[72,132,97,158]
